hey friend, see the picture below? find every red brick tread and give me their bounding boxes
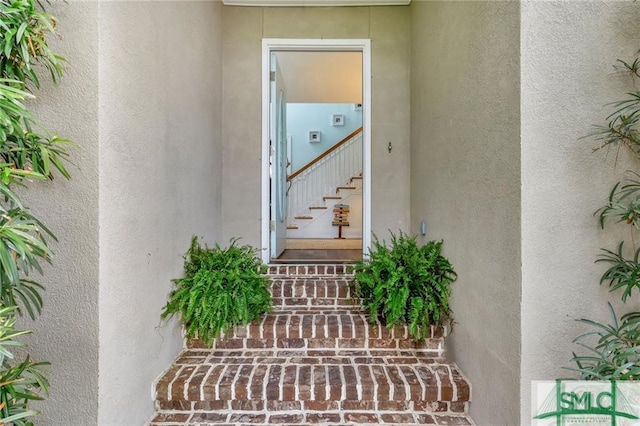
[149,410,473,425]
[266,264,354,276]
[155,353,468,403]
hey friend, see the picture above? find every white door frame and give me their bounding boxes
[261,38,372,264]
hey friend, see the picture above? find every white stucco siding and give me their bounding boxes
[521,1,640,422]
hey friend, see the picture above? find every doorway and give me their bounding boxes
[261,39,372,264]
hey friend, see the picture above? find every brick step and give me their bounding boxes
[189,337,442,352]
[152,351,472,425]
[172,349,452,365]
[270,278,354,309]
[155,353,469,405]
[148,267,474,425]
[271,277,354,301]
[267,264,354,276]
[150,407,472,425]
[187,312,444,352]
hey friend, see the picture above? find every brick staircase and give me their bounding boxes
[148,265,473,425]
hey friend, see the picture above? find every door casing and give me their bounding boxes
[261,38,372,263]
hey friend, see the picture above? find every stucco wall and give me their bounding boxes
[17,2,100,424]
[521,1,640,422]
[410,2,521,424]
[221,5,411,247]
[98,2,223,424]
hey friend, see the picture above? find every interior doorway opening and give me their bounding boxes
[261,39,372,264]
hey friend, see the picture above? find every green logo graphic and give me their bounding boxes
[533,380,640,426]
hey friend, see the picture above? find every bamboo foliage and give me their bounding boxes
[0,0,72,423]
[569,50,640,380]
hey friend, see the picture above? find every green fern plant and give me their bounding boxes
[353,231,457,341]
[161,237,272,346]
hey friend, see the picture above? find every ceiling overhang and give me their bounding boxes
[222,0,410,6]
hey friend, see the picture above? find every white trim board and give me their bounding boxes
[261,38,372,264]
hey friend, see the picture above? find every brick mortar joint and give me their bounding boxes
[266,274,355,278]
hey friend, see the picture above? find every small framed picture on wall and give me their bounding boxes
[332,114,345,127]
[309,131,321,143]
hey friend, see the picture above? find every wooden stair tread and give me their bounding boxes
[309,206,328,210]
[294,215,313,220]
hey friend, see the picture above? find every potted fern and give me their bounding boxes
[161,237,272,346]
[353,231,457,341]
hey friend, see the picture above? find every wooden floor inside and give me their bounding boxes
[274,238,363,263]
[274,249,362,263]
[285,238,362,250]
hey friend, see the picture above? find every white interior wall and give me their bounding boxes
[287,103,362,172]
[98,2,223,424]
[410,2,521,424]
[521,1,640,421]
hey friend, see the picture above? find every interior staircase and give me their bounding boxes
[287,174,362,235]
[148,265,473,425]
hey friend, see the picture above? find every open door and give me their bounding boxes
[270,56,288,259]
[261,39,372,264]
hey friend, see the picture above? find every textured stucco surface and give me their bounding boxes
[20,2,640,424]
[98,2,223,424]
[410,2,521,424]
[521,1,640,421]
[221,6,411,247]
[16,2,100,424]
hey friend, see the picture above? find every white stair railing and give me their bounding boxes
[287,131,362,222]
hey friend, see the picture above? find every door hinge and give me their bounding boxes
[270,220,275,231]
[270,71,275,82]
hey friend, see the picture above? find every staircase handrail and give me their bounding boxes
[287,127,363,182]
